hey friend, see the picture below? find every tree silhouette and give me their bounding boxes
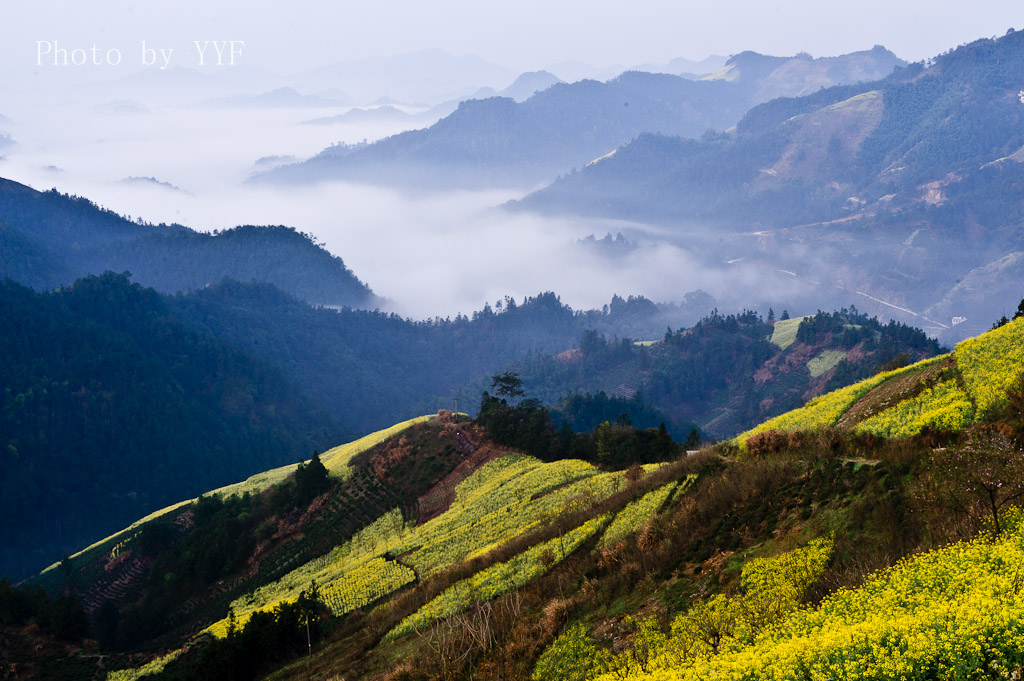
[920,429,1024,536]
[491,371,524,406]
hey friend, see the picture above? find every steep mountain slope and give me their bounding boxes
[0,177,374,308]
[0,273,346,581]
[9,316,1023,681]
[259,49,903,189]
[518,30,1024,342]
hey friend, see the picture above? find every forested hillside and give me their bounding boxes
[171,283,712,434]
[0,178,374,308]
[0,274,345,579]
[509,308,943,438]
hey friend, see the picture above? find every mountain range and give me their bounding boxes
[259,47,904,188]
[517,30,1024,343]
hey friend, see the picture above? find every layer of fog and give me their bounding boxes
[0,85,822,321]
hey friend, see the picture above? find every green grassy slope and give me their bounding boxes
[740,317,1024,446]
[33,417,431,588]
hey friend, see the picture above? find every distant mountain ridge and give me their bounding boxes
[259,48,905,188]
[0,177,375,308]
[703,46,904,103]
[517,30,1024,342]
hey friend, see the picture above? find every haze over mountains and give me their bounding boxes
[261,47,905,188]
[519,29,1024,342]
[3,30,1020,335]
[3,27,1024,574]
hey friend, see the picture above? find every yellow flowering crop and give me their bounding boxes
[856,379,974,437]
[603,510,1024,680]
[600,480,681,548]
[387,514,610,640]
[956,317,1024,419]
[738,356,945,444]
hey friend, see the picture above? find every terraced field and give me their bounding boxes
[202,454,659,638]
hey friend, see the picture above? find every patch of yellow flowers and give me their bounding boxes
[856,378,974,438]
[956,317,1024,420]
[573,510,1024,680]
[737,356,945,445]
[600,480,682,548]
[388,514,610,640]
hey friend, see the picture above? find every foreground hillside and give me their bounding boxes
[5,317,1023,681]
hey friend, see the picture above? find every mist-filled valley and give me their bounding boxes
[0,43,931,324]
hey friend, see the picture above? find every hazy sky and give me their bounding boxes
[2,0,1020,76]
[1,0,1021,322]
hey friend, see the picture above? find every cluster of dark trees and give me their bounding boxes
[0,578,89,643]
[0,274,344,580]
[506,308,944,439]
[153,584,327,681]
[477,385,684,470]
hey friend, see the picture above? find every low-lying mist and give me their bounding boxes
[0,93,813,320]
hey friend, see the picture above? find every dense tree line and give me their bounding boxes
[507,309,944,439]
[0,273,344,579]
[170,281,712,435]
[476,392,680,470]
[153,584,327,681]
[0,578,89,643]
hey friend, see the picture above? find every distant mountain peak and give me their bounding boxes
[499,70,564,101]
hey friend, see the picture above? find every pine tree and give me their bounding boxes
[491,371,525,406]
